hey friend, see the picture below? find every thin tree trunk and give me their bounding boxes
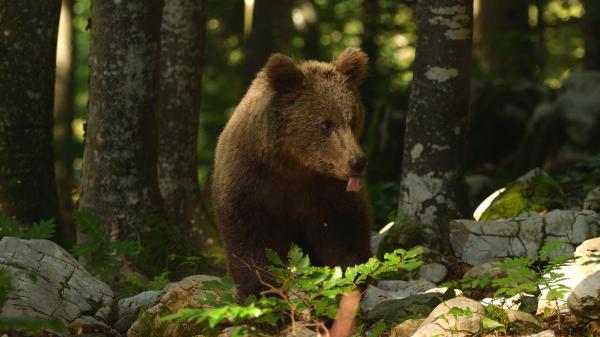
[54,0,77,247]
[0,1,62,235]
[582,0,600,71]
[81,0,181,275]
[360,0,380,135]
[242,0,294,89]
[474,0,534,79]
[157,0,221,254]
[397,0,472,252]
[299,0,320,60]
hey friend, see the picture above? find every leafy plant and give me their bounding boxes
[0,214,56,240]
[70,209,139,282]
[163,245,424,336]
[124,271,171,295]
[445,240,573,334]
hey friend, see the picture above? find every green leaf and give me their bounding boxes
[287,244,310,268]
[481,317,504,331]
[0,213,21,237]
[266,248,284,266]
[368,320,388,337]
[23,219,55,240]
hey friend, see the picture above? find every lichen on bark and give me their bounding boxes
[397,0,472,252]
[157,0,221,256]
[81,0,191,275]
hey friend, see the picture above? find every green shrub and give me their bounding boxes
[163,245,424,336]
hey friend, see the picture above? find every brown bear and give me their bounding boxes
[212,48,372,299]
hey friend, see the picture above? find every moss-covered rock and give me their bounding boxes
[480,170,564,221]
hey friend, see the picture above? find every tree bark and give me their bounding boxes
[582,0,600,71]
[397,0,472,252]
[474,0,534,79]
[0,1,62,235]
[54,0,77,247]
[242,0,294,89]
[157,0,221,254]
[360,0,380,140]
[81,0,182,275]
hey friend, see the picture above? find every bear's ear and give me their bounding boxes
[265,53,304,92]
[333,47,368,87]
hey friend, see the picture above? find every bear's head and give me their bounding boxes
[263,48,369,192]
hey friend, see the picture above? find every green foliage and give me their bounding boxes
[558,153,600,207]
[446,240,570,298]
[163,245,423,336]
[124,271,171,294]
[440,240,573,335]
[480,171,564,221]
[70,209,139,282]
[0,214,56,240]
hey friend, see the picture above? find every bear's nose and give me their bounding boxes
[349,156,367,175]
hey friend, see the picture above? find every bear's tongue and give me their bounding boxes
[346,177,362,192]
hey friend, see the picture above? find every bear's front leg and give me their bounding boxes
[302,211,372,270]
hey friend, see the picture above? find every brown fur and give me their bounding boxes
[212,48,373,298]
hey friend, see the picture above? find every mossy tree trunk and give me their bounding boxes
[0,1,62,239]
[157,0,221,254]
[474,0,535,80]
[397,0,472,252]
[242,0,294,89]
[81,0,187,275]
[582,0,600,71]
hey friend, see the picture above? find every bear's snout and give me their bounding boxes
[349,156,367,176]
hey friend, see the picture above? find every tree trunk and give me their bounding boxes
[474,0,534,80]
[81,0,184,275]
[54,0,77,247]
[582,0,600,71]
[0,1,62,235]
[242,0,294,89]
[397,0,472,252]
[157,0,221,254]
[298,0,320,60]
[360,0,380,135]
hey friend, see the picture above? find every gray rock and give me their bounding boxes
[506,309,544,334]
[367,293,441,322]
[528,71,600,161]
[538,237,600,314]
[362,280,438,313]
[127,274,226,337]
[583,187,600,212]
[0,237,114,330]
[410,297,485,337]
[377,279,437,295]
[450,210,599,265]
[377,280,408,292]
[390,318,424,337]
[115,290,162,333]
[69,315,117,337]
[361,286,391,312]
[567,270,600,319]
[419,263,447,284]
[464,262,503,279]
[481,293,538,313]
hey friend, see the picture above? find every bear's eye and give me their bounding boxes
[320,120,334,132]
